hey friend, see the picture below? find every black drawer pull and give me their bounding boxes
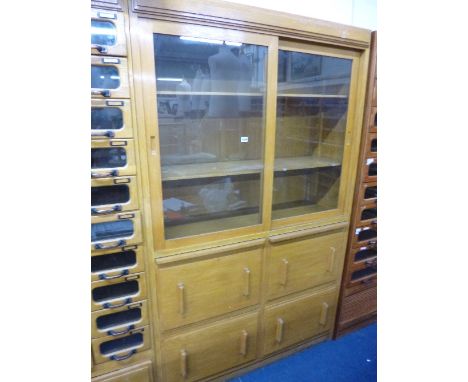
[92,90,111,97]
[107,324,135,336]
[91,131,115,138]
[103,297,132,309]
[91,170,118,179]
[99,269,129,281]
[92,205,122,215]
[94,239,126,250]
[92,44,108,54]
[109,349,137,361]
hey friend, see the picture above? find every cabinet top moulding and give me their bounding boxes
[131,0,371,49]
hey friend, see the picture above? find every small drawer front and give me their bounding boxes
[92,361,154,382]
[363,158,377,182]
[161,312,258,382]
[352,225,377,248]
[91,9,127,57]
[91,211,142,251]
[91,56,129,98]
[347,261,377,288]
[91,176,139,215]
[267,230,346,300]
[92,99,133,139]
[369,107,377,133]
[356,204,377,227]
[358,181,377,207]
[158,248,262,331]
[92,326,151,365]
[344,276,377,297]
[91,272,147,312]
[263,287,337,355]
[91,139,136,179]
[92,300,149,339]
[351,245,377,266]
[91,245,145,282]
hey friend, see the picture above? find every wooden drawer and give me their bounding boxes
[365,132,377,158]
[362,157,377,182]
[92,56,130,99]
[357,181,377,207]
[369,107,377,133]
[92,361,154,382]
[91,9,127,57]
[161,312,258,382]
[350,244,377,266]
[92,176,139,216]
[92,211,143,251]
[346,260,377,288]
[263,287,337,355]
[157,248,262,330]
[92,326,151,365]
[92,99,133,139]
[266,229,346,300]
[92,300,150,339]
[355,203,377,227]
[344,275,377,296]
[91,272,147,312]
[91,139,136,179]
[339,286,377,327]
[91,245,145,282]
[351,225,377,248]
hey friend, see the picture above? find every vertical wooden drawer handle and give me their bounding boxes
[280,259,289,286]
[275,317,284,343]
[243,267,251,296]
[327,247,336,273]
[180,349,188,378]
[178,282,185,316]
[240,330,249,356]
[319,302,329,325]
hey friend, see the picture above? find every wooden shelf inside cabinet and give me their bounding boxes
[162,156,341,181]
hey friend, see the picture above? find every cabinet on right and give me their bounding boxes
[335,31,377,338]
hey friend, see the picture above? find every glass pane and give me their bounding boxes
[91,148,127,169]
[368,162,377,176]
[91,220,134,242]
[351,266,377,281]
[99,333,143,355]
[153,33,267,239]
[370,138,377,152]
[357,228,377,241]
[96,308,142,331]
[92,65,120,89]
[91,250,137,273]
[92,184,130,206]
[92,280,139,303]
[92,107,124,130]
[91,20,117,46]
[354,248,377,262]
[273,50,352,219]
[364,185,377,199]
[361,207,377,220]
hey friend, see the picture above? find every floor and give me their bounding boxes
[229,323,377,382]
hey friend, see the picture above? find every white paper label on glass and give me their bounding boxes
[103,58,120,64]
[240,136,249,143]
[366,158,374,165]
[98,12,116,19]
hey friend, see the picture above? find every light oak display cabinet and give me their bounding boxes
[91,0,372,381]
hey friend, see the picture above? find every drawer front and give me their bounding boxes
[351,225,377,248]
[92,361,154,382]
[347,261,377,288]
[92,99,133,139]
[263,287,337,355]
[91,211,142,251]
[357,181,377,207]
[91,139,136,179]
[91,272,147,312]
[344,276,377,296]
[92,176,139,216]
[351,244,377,266]
[92,300,149,339]
[369,107,377,133]
[92,326,151,365]
[91,56,130,98]
[356,203,377,227]
[91,245,145,282]
[339,286,377,327]
[365,132,377,158]
[161,312,258,382]
[362,157,377,182]
[158,248,262,330]
[267,230,346,300]
[91,9,127,57]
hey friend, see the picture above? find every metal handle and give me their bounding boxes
[92,89,111,97]
[240,330,249,356]
[91,205,122,215]
[327,247,336,273]
[107,324,134,336]
[275,318,284,343]
[243,268,251,296]
[365,259,377,267]
[178,283,185,316]
[91,170,118,179]
[361,278,374,285]
[103,297,132,309]
[91,44,108,54]
[91,130,115,138]
[99,269,129,280]
[280,259,288,286]
[109,349,136,361]
[180,349,188,378]
[94,239,126,250]
[319,302,329,325]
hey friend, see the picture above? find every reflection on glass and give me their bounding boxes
[153,33,267,239]
[91,20,117,46]
[272,50,352,219]
[91,184,130,206]
[92,107,124,130]
[91,220,134,242]
[92,65,120,89]
[91,148,127,169]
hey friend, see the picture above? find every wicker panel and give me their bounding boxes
[340,286,376,325]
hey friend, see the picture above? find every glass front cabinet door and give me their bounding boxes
[136,20,362,248]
